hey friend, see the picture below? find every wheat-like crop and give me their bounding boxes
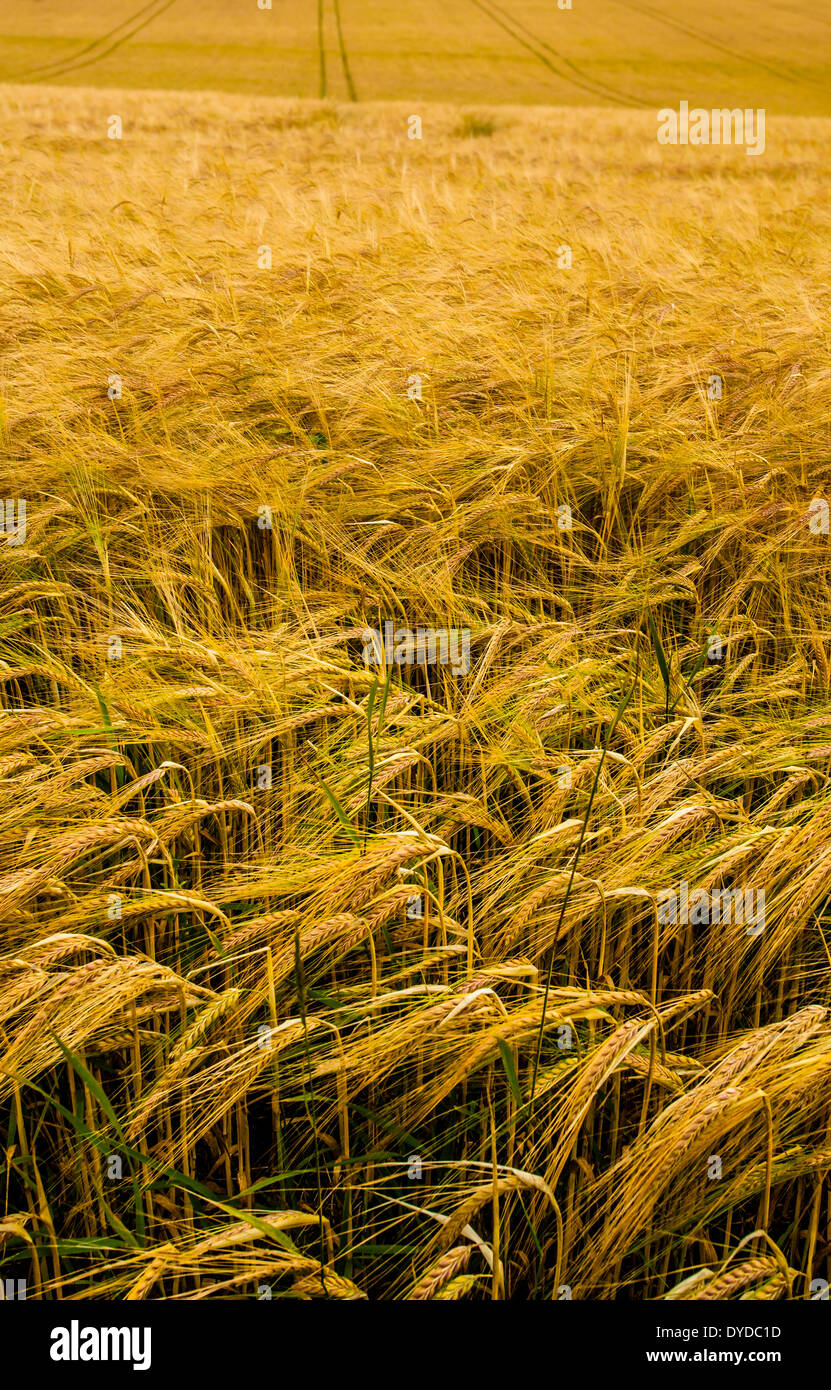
[0,77,830,1302]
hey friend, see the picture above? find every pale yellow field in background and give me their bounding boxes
[0,0,829,112]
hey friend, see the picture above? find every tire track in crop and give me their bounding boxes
[484,0,649,106]
[606,0,820,88]
[317,0,328,98]
[467,0,646,108]
[333,0,358,101]
[10,0,177,84]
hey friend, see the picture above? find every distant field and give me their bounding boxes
[0,0,830,113]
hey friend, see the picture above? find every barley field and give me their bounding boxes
[2,0,831,113]
[1,9,831,1307]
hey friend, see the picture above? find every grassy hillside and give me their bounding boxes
[0,0,830,113]
[1,82,830,1298]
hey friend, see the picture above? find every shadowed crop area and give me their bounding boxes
[1,82,831,1301]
